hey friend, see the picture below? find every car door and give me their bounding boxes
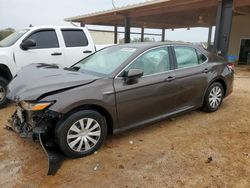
[172,46,209,109]
[114,46,178,130]
[60,29,95,67]
[15,29,64,70]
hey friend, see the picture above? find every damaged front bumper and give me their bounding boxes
[6,105,64,175]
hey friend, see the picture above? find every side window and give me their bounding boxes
[125,47,170,76]
[26,30,59,49]
[61,29,88,47]
[174,47,199,69]
[197,50,207,64]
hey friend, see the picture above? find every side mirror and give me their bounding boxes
[124,69,143,84]
[20,39,36,50]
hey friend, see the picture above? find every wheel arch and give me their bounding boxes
[202,77,227,106]
[208,77,227,97]
[62,104,114,135]
[0,64,13,81]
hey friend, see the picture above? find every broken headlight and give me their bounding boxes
[20,101,54,111]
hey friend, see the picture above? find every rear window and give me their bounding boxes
[197,50,208,64]
[174,47,199,69]
[61,29,88,47]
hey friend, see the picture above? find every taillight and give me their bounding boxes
[227,63,234,70]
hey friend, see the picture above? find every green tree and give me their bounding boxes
[0,28,15,41]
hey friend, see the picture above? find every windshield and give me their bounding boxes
[0,29,29,47]
[73,46,137,75]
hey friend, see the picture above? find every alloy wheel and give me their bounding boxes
[67,118,101,152]
[208,86,222,109]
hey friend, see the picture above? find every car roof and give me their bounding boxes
[23,26,86,30]
[115,42,207,53]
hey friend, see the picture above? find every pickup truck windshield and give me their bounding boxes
[0,29,29,47]
[73,46,137,75]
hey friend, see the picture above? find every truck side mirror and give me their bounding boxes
[20,39,36,50]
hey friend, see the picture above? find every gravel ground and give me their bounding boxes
[0,67,250,188]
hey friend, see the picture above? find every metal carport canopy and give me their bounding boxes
[65,0,218,29]
[65,0,250,55]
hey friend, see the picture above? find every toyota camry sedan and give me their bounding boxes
[7,42,234,158]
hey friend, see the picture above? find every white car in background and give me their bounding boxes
[0,26,112,107]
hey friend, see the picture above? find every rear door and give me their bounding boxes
[172,46,209,109]
[114,46,178,130]
[15,29,64,69]
[61,29,95,67]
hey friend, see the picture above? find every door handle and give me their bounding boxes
[165,76,175,82]
[83,50,92,53]
[51,52,62,56]
[203,68,210,73]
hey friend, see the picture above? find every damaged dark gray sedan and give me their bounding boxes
[7,43,234,165]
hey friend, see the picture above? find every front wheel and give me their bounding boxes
[0,77,9,108]
[55,110,107,158]
[203,82,224,112]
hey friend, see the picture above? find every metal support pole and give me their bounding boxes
[213,0,233,57]
[141,27,144,42]
[207,26,213,50]
[161,29,165,42]
[124,16,130,43]
[114,25,118,44]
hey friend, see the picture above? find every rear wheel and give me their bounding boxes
[0,77,9,108]
[55,110,107,158]
[203,82,224,112]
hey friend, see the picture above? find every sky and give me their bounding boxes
[0,0,214,43]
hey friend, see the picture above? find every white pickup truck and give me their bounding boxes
[0,26,105,107]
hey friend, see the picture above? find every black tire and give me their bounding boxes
[0,77,9,108]
[203,82,224,112]
[55,110,107,158]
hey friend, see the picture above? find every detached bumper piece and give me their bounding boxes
[6,108,65,175]
[39,133,64,175]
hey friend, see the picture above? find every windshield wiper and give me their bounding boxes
[63,67,79,72]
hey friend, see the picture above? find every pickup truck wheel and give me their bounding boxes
[55,110,107,158]
[0,77,8,108]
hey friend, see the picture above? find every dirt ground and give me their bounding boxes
[1,67,250,188]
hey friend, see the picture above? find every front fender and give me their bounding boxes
[0,49,17,77]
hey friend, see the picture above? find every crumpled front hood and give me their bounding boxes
[7,63,101,102]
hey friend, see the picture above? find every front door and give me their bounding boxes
[114,46,178,130]
[15,29,64,70]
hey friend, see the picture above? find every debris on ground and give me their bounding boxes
[129,140,134,145]
[118,164,125,169]
[243,152,250,158]
[205,157,213,163]
[93,164,100,171]
[239,131,249,135]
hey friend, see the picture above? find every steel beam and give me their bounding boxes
[213,0,233,57]
[161,29,166,42]
[207,26,213,50]
[114,25,118,44]
[141,27,144,42]
[124,16,131,43]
